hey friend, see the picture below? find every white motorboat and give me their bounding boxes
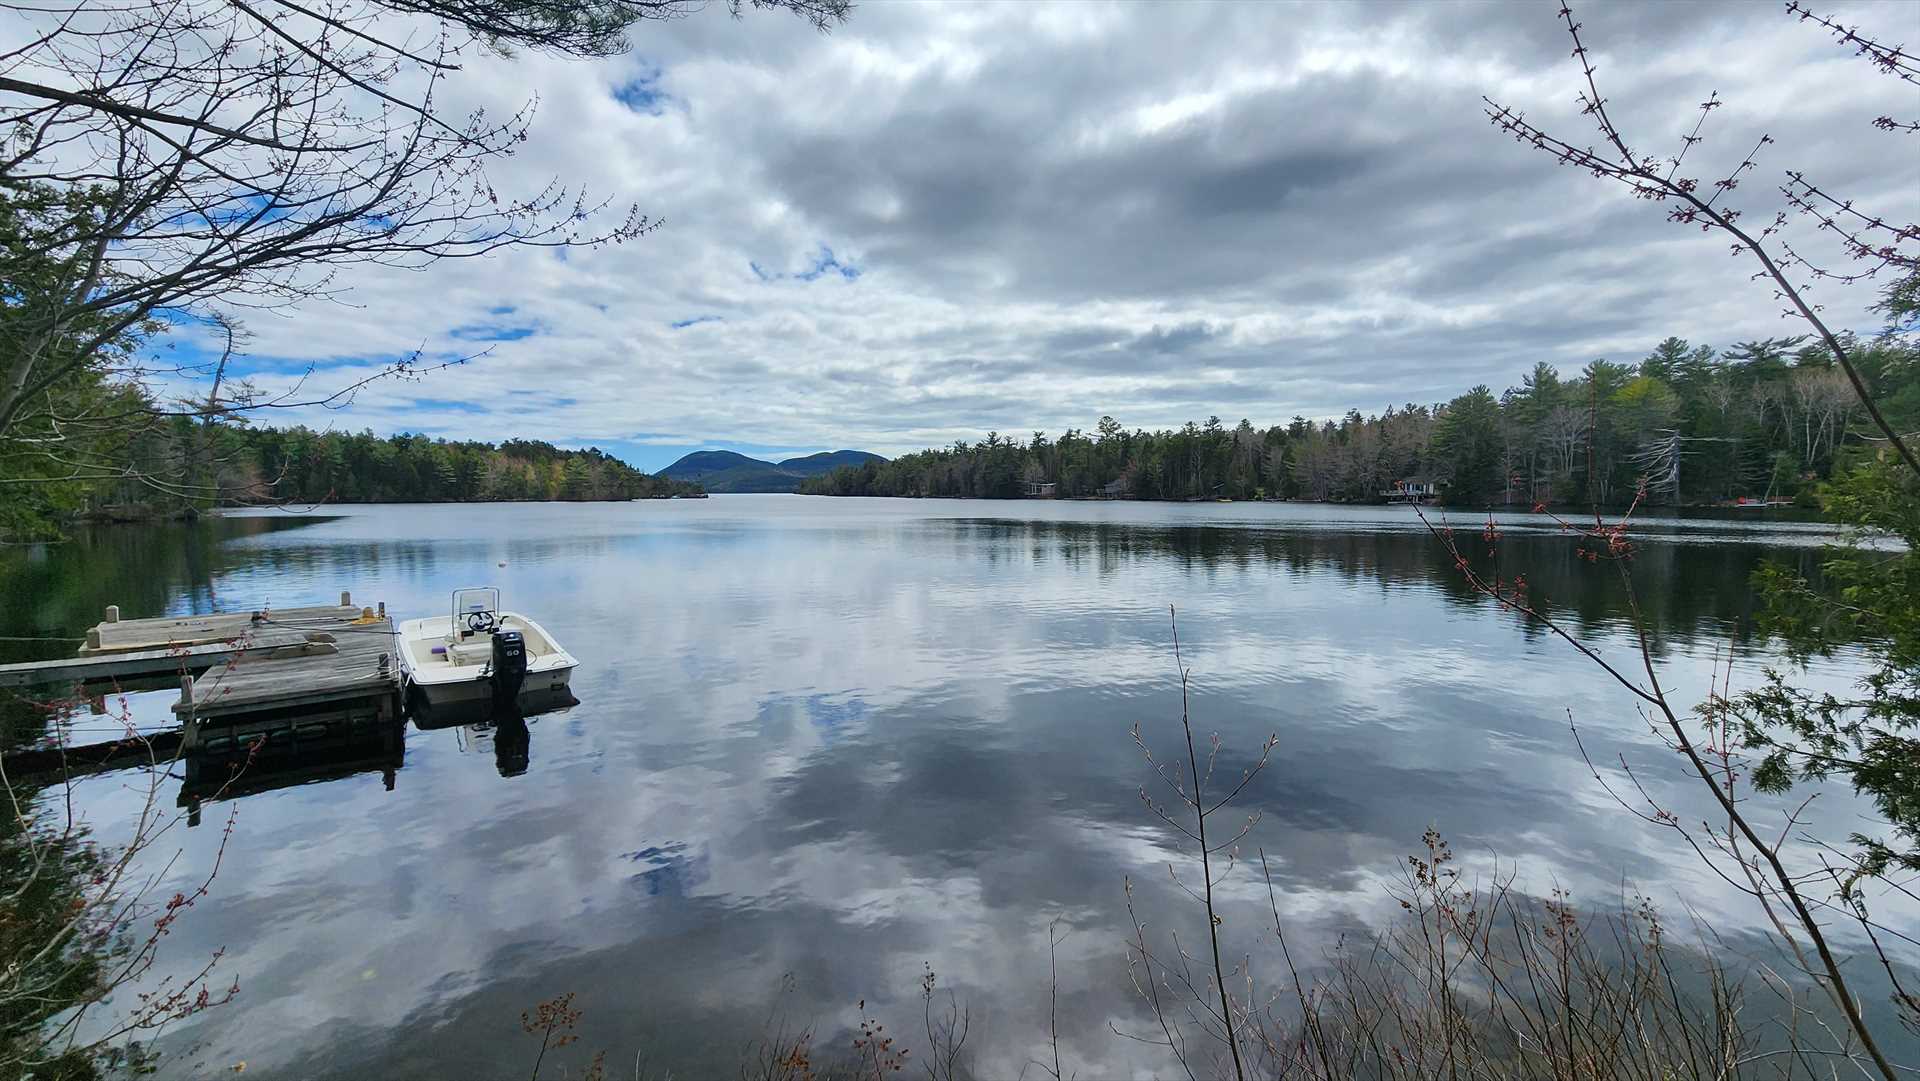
[397,588,578,706]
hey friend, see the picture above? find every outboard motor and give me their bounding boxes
[489,629,528,706]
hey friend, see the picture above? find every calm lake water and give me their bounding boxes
[2,497,1912,1076]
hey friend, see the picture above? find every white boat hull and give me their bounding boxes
[396,611,579,707]
[409,661,574,705]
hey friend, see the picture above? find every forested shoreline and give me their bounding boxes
[221,428,702,505]
[800,334,1919,506]
[3,424,700,538]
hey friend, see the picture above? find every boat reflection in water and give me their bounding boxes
[407,686,580,778]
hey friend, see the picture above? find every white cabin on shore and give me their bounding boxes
[1382,478,1439,504]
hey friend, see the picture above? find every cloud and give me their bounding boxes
[175,0,1920,471]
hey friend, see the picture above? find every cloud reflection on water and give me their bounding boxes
[1,498,1906,1078]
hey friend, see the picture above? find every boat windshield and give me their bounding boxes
[450,587,500,637]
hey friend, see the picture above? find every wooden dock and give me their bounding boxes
[1,592,391,690]
[167,604,401,751]
[2,629,319,689]
[1,594,402,754]
[79,600,372,655]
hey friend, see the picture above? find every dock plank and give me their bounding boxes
[0,630,313,689]
[176,616,398,718]
[84,605,363,654]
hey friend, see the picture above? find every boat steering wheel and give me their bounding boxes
[465,610,498,634]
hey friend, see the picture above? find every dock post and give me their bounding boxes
[178,676,200,752]
[340,590,352,607]
[104,605,120,623]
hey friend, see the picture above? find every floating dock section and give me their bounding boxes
[1,593,402,757]
[170,605,401,752]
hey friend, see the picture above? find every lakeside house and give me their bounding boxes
[1383,477,1439,504]
[1025,481,1057,498]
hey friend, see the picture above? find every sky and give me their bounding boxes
[164,0,1920,473]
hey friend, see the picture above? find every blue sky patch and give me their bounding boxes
[448,323,537,342]
[412,398,490,414]
[751,246,862,284]
[613,64,671,115]
[796,246,862,282]
[160,193,295,234]
[670,315,723,329]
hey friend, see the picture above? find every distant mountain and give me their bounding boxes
[659,450,765,478]
[660,448,885,493]
[776,450,886,477]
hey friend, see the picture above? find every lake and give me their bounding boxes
[1,497,1911,1077]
